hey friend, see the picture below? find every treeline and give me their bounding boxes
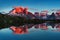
[0,13,60,28]
[0,13,44,26]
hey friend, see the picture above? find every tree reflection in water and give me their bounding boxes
[9,23,60,34]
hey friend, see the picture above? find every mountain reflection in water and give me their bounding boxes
[10,23,60,34]
[1,23,60,40]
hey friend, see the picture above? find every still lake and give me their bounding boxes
[0,23,60,40]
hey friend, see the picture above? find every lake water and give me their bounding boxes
[0,23,60,40]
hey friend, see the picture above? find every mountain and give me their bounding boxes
[48,12,56,20]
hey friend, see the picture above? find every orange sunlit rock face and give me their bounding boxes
[10,26,28,34]
[12,10,16,14]
[23,8,28,15]
[40,13,47,16]
[40,24,48,30]
[35,24,40,28]
[40,10,48,16]
[34,24,48,30]
[56,11,60,15]
[11,6,28,15]
[13,7,24,13]
[56,25,60,31]
[41,10,48,13]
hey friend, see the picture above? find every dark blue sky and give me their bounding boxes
[0,0,60,14]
